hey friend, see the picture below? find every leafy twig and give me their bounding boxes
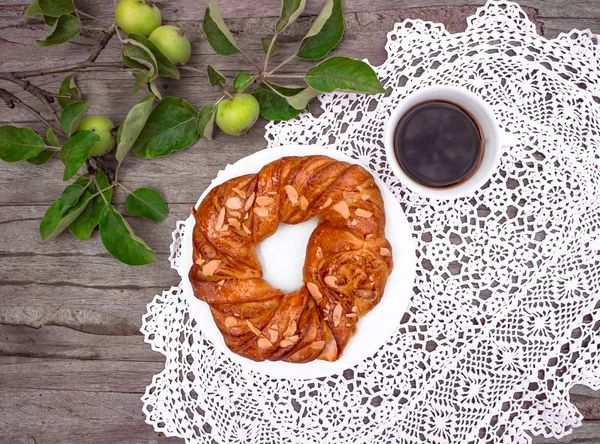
[265,53,298,76]
[263,35,278,72]
[0,87,63,135]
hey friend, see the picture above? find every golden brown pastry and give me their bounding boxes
[189,155,393,363]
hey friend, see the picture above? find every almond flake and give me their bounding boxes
[354,289,378,301]
[215,207,226,232]
[365,234,374,240]
[380,247,391,257]
[346,313,358,318]
[333,201,350,219]
[333,303,343,327]
[246,320,262,336]
[283,321,297,338]
[355,208,372,218]
[306,282,322,301]
[220,224,229,232]
[280,339,295,348]
[232,187,246,198]
[346,323,352,327]
[287,334,299,343]
[361,194,370,201]
[242,224,252,235]
[350,219,358,226]
[229,211,241,218]
[299,195,309,211]
[202,259,221,276]
[228,219,240,228]
[267,191,277,195]
[224,316,237,328]
[220,231,231,236]
[253,207,269,217]
[324,275,338,288]
[244,212,249,220]
[352,305,358,313]
[218,279,225,286]
[369,276,374,281]
[270,324,279,331]
[311,340,325,350]
[244,192,256,211]
[321,197,332,209]
[225,197,243,210]
[284,185,299,205]
[266,328,278,343]
[194,257,205,266]
[356,186,363,191]
[257,337,273,349]
[256,196,275,206]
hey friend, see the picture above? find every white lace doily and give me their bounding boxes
[141,2,600,442]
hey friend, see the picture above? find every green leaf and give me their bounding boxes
[125,187,168,222]
[276,0,306,33]
[46,127,59,146]
[131,97,199,158]
[69,170,112,240]
[99,205,156,265]
[286,86,319,110]
[58,181,89,214]
[305,56,386,94]
[261,37,278,57]
[196,104,216,140]
[38,0,74,17]
[252,82,304,121]
[26,1,44,19]
[37,14,81,47]
[39,190,92,241]
[202,0,239,56]
[147,81,162,99]
[26,127,58,164]
[127,33,180,80]
[60,100,89,135]
[130,70,151,94]
[116,94,154,163]
[0,126,45,162]
[207,65,226,87]
[122,38,157,81]
[26,149,55,165]
[296,0,343,60]
[233,72,255,92]
[59,130,100,181]
[57,75,81,109]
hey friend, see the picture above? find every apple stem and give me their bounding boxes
[222,88,235,100]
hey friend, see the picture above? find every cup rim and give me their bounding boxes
[384,85,503,200]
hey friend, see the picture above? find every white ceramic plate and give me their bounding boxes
[176,145,416,379]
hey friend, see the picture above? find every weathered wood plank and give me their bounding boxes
[0,387,180,444]
[531,421,600,443]
[0,324,162,361]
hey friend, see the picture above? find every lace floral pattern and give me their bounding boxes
[142,2,600,442]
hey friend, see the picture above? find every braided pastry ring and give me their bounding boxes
[189,153,394,364]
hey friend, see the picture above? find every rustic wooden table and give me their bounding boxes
[1,1,599,443]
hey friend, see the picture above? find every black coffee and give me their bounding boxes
[393,100,483,188]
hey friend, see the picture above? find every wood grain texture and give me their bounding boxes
[0,1,599,443]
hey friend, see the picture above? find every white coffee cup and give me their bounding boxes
[384,85,515,200]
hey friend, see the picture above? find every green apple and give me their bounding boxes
[115,0,161,37]
[148,25,192,65]
[77,115,116,156]
[215,94,260,136]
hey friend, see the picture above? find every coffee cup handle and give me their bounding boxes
[502,132,518,148]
